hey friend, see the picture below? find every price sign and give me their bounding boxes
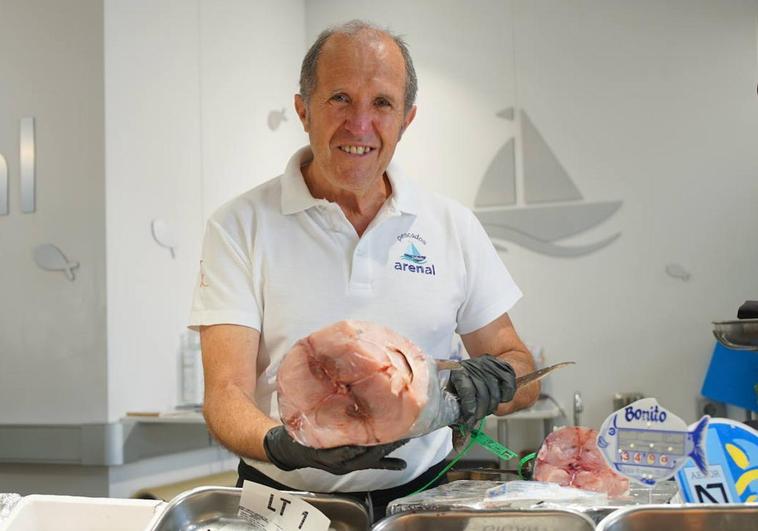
[239,481,330,531]
[675,418,758,504]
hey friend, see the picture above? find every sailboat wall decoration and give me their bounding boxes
[474,108,622,257]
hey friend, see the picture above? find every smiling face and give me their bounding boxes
[295,30,416,199]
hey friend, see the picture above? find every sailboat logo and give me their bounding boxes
[401,243,427,264]
[474,108,622,257]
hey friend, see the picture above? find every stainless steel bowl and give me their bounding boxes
[372,508,595,531]
[596,504,758,531]
[713,319,758,350]
[148,486,369,531]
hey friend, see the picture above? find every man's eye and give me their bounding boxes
[375,98,392,108]
[331,94,349,103]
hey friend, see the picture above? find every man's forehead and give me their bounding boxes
[323,29,394,56]
[316,31,405,88]
[319,30,403,63]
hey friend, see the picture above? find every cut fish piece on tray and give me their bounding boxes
[533,426,630,497]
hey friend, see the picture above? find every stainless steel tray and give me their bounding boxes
[713,318,758,350]
[596,504,758,531]
[148,486,370,531]
[372,508,595,531]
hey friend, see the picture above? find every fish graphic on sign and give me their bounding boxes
[474,108,622,257]
[675,418,758,503]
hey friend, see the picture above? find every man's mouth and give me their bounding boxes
[338,145,375,155]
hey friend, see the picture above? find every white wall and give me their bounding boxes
[105,0,205,421]
[504,0,758,428]
[0,0,107,424]
[105,0,307,421]
[199,0,308,218]
[305,0,758,428]
[0,0,307,497]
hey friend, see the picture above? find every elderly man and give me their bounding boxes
[190,20,538,522]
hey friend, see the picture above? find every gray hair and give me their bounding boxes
[299,20,418,115]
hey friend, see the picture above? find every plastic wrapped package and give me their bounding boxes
[387,480,606,515]
[387,479,680,521]
[484,481,608,507]
[277,320,460,448]
[387,480,502,514]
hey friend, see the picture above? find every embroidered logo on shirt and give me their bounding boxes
[401,243,427,264]
[394,235,436,276]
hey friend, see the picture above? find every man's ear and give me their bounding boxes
[399,105,417,139]
[294,94,309,132]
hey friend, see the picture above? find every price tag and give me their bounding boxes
[680,465,733,503]
[238,481,330,531]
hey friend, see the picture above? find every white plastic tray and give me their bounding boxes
[0,495,164,531]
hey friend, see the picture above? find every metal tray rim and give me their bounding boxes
[373,507,596,531]
[595,503,758,531]
[712,319,758,350]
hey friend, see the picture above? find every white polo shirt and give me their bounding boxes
[189,147,522,492]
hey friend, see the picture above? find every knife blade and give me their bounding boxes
[436,360,575,388]
[515,361,575,386]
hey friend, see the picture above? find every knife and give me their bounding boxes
[446,360,575,451]
[436,360,575,388]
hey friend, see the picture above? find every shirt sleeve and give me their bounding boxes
[188,217,262,331]
[456,209,522,335]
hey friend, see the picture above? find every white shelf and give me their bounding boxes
[494,397,563,421]
[122,410,205,424]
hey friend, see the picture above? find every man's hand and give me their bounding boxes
[448,354,516,429]
[263,426,408,475]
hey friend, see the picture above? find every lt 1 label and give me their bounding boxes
[239,481,330,531]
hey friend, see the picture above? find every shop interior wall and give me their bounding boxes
[2,0,757,495]
[0,0,107,425]
[104,0,307,422]
[304,0,758,429]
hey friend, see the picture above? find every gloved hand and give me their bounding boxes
[448,354,516,429]
[263,426,408,475]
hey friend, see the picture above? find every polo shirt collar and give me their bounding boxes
[280,146,418,216]
[385,159,418,216]
[280,147,321,215]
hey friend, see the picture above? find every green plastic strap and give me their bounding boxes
[407,424,478,496]
[518,451,537,479]
[469,429,518,461]
[407,420,520,496]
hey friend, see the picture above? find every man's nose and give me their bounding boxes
[343,105,373,135]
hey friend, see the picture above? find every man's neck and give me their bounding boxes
[302,163,392,237]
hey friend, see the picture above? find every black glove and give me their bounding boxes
[448,354,516,429]
[263,426,408,475]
